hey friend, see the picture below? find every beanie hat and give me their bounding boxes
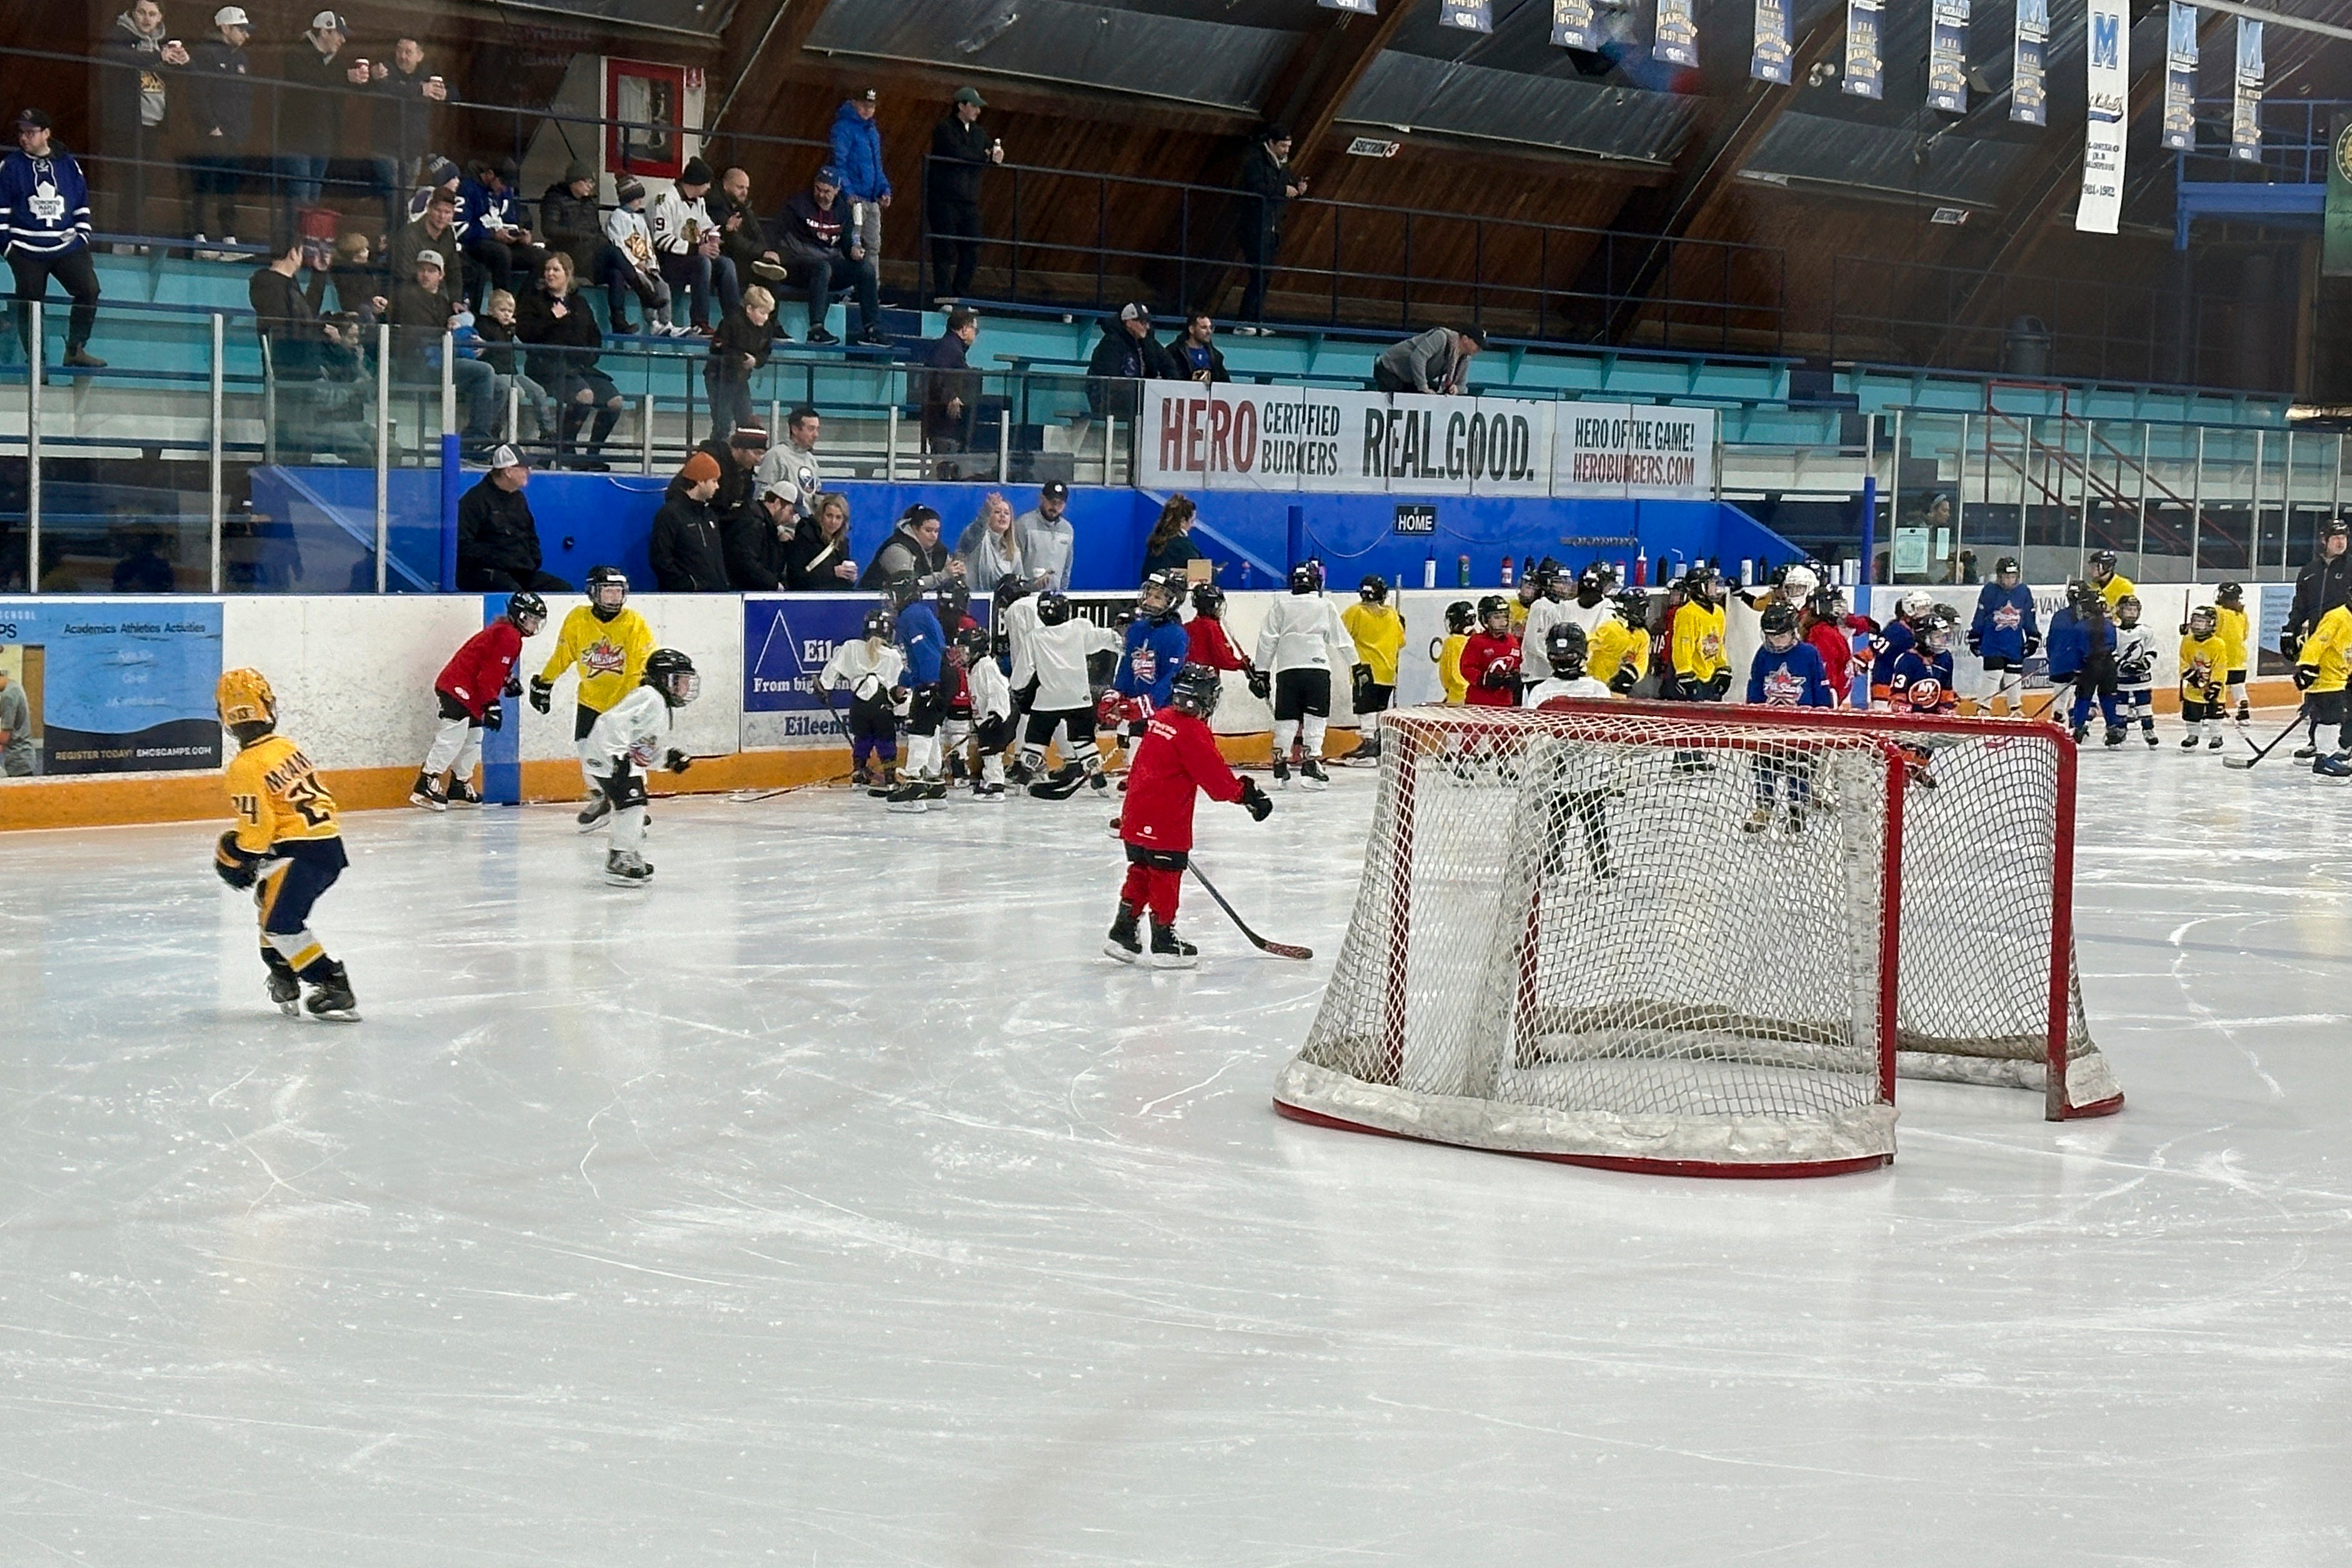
[681,451,722,485]
[563,159,594,185]
[680,156,713,186]
[615,179,645,205]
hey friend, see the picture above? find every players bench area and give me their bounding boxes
[0,579,2303,833]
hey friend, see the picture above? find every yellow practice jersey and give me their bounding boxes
[1587,617,1647,690]
[223,733,341,854]
[1438,634,1469,703]
[2301,605,2352,694]
[1509,598,1531,631]
[1341,603,1406,684]
[1671,602,1728,681]
[541,606,653,713]
[2099,573,2136,609]
[2178,634,2228,700]
[2213,604,2249,672]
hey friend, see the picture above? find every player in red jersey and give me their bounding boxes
[1183,582,1252,675]
[412,592,545,810]
[1107,663,1273,968]
[1459,595,1521,708]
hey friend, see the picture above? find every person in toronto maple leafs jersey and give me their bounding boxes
[1742,602,1833,833]
[1967,557,2040,717]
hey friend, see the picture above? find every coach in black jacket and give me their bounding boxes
[2283,518,2352,657]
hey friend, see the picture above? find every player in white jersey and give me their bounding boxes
[1522,620,1611,707]
[582,649,699,886]
[1252,561,1359,789]
[2110,594,2161,748]
[1013,592,1124,797]
[994,577,1044,779]
[1521,620,1616,881]
[959,624,1015,798]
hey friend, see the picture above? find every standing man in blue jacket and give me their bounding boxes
[2,109,104,369]
[830,88,892,265]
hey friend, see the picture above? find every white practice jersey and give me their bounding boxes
[820,638,906,702]
[999,596,1041,678]
[1016,618,1123,712]
[1524,675,1612,707]
[967,655,1014,724]
[2114,623,2158,688]
[1561,598,1615,639]
[1255,593,1357,674]
[582,685,670,777]
[1517,597,1569,671]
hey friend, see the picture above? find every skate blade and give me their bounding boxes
[885,800,929,813]
[1102,941,1142,965]
[602,870,654,887]
[409,795,447,813]
[275,999,301,1017]
[1147,951,1198,970]
[575,815,610,835]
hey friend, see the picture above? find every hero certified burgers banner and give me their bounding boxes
[1140,386,1715,499]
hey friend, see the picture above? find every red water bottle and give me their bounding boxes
[1634,547,1647,586]
[1500,554,1515,588]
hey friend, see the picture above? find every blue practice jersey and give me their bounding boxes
[1748,641,1833,708]
[896,602,946,686]
[1115,616,1190,707]
[1970,582,2039,662]
[1887,647,1957,714]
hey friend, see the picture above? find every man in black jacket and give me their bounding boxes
[456,446,569,592]
[185,7,255,254]
[922,309,981,461]
[725,483,800,592]
[1235,123,1305,328]
[926,86,1000,303]
[1168,312,1228,383]
[2284,518,2352,659]
[1085,304,1178,418]
[651,450,730,591]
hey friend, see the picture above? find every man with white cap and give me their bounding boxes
[185,7,253,259]
[386,242,497,446]
[280,9,370,226]
[457,445,569,592]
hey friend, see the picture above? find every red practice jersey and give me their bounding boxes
[1802,617,1851,702]
[1119,707,1246,854]
[1185,615,1248,672]
[1459,630,1522,708]
[436,620,524,720]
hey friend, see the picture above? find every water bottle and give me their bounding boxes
[1456,554,1470,587]
[1500,555,1515,588]
[1422,552,1436,590]
[1634,547,1647,586]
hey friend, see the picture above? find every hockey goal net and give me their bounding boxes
[1274,702,2122,1178]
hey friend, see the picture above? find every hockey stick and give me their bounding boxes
[1186,861,1313,960]
[2024,679,2075,725]
[2222,710,2308,770]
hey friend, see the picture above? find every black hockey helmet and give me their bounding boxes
[935,576,970,623]
[1574,566,1606,602]
[505,590,547,630]
[1614,588,1651,629]
[1678,564,1718,597]
[1524,556,1560,595]
[2215,581,2244,607]
[1358,574,1389,604]
[1760,602,1800,639]
[2114,592,2142,624]
[1994,556,2021,580]
[1544,619,1589,678]
[954,622,990,660]
[1476,593,1511,632]
[1919,607,1959,652]
[861,605,894,641]
[1169,662,1223,718]
[1139,569,1184,620]
[993,574,1032,608]
[1287,560,1323,594]
[2088,547,2119,576]
[643,647,700,707]
[2187,602,2218,636]
[1036,590,1072,627]
[1444,600,1476,634]
[884,574,924,610]
[1191,581,1227,619]
[585,564,629,618]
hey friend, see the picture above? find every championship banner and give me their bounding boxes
[1552,0,1600,51]
[1928,0,1969,114]
[2012,0,2049,126]
[2232,19,2265,164]
[1750,0,1791,83]
[1844,0,1884,100]
[1439,0,1494,31]
[1551,404,1717,499]
[0,600,224,777]
[2161,1,2198,152]
[2325,114,2352,277]
[2077,0,2128,235]
[1654,0,1697,68]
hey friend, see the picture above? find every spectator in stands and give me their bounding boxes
[255,234,367,453]
[368,36,443,226]
[680,420,768,539]
[1373,324,1485,395]
[1086,303,1177,418]
[518,252,622,468]
[652,451,730,592]
[249,232,322,373]
[97,2,189,242]
[926,86,999,305]
[1140,493,1203,578]
[478,288,554,445]
[772,165,883,348]
[791,492,858,588]
[456,446,569,592]
[725,482,800,592]
[1235,124,1304,330]
[651,157,737,335]
[956,492,1023,592]
[604,180,682,336]
[1014,480,1074,590]
[1170,313,1228,383]
[861,505,963,590]
[185,8,255,260]
[279,10,370,226]
[541,160,626,323]
[305,228,382,323]
[921,308,981,461]
[705,287,774,442]
[386,244,497,444]
[829,87,891,257]
[3,110,105,370]
[711,167,785,293]
[753,405,823,521]
[391,187,468,308]
[458,160,544,310]
[407,157,462,225]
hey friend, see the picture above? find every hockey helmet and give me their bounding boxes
[1614,588,1651,629]
[1287,561,1323,594]
[2188,604,2219,637]
[1358,574,1389,604]
[2087,548,2119,579]
[1169,662,1223,718]
[935,576,971,623]
[1678,564,1719,598]
[993,575,1032,609]
[505,590,547,632]
[2114,593,2142,625]
[586,564,629,617]
[1476,594,1512,632]
[884,574,924,610]
[1919,608,1958,653]
[1444,600,1476,634]
[1994,556,2021,581]
[1191,581,1227,619]
[1139,569,1184,620]
[1778,564,1819,599]
[1036,591,1072,627]
[955,622,991,660]
[861,606,894,642]
[215,667,277,731]
[2215,581,2244,607]
[1898,590,1934,620]
[1760,602,1800,640]
[642,647,700,707]
[1574,566,1606,602]
[1544,619,1589,679]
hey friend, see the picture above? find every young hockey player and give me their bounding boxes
[1105,662,1275,967]
[1436,600,1474,703]
[1014,592,1125,797]
[1743,602,1835,832]
[1802,586,1858,708]
[2088,547,2134,609]
[413,590,544,810]
[1184,583,1250,677]
[1521,621,1617,878]
[2111,594,2160,747]
[2059,587,2124,743]
[1587,589,1650,697]
[1459,595,1521,710]
[1669,564,1730,705]
[887,576,949,810]
[1967,557,2040,717]
[1110,569,1192,767]
[530,565,655,830]
[994,577,1042,777]
[1516,562,1576,680]
[1252,561,1360,788]
[2297,601,2352,777]
[959,624,1014,798]
[819,605,907,790]
[1886,605,1960,717]
[2179,604,2230,753]
[582,647,698,886]
[2213,581,2252,723]
[1868,590,1934,708]
[212,669,358,1021]
[1524,620,1610,707]
[1341,574,1405,762]
[1509,559,1555,634]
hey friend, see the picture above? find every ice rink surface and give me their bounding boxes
[4,731,2351,1567]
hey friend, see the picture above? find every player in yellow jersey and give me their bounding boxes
[1341,576,1405,761]
[2088,548,2135,609]
[2293,602,2352,777]
[212,669,358,1021]
[1667,566,1728,770]
[2177,604,2230,752]
[528,564,654,828]
[1587,589,1650,696]
[1435,601,1472,703]
[2212,582,2252,723]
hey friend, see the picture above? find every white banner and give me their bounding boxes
[2077,0,2129,235]
[1139,386,1712,499]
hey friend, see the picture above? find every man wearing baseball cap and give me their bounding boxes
[1015,480,1077,592]
[926,86,1001,304]
[282,10,369,227]
[1085,302,1175,418]
[2,109,105,368]
[457,444,570,592]
[829,87,891,258]
[185,9,254,260]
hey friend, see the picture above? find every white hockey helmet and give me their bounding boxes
[1780,564,1819,599]
[1898,590,1935,620]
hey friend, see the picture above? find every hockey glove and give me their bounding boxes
[1966,633,1982,657]
[503,674,523,698]
[2283,629,2304,660]
[1704,671,1732,701]
[1239,777,1273,821]
[482,700,504,733]
[664,748,692,774]
[528,676,553,715]
[1609,665,1639,695]
[2295,664,2319,691]
[213,831,258,891]
[1247,669,1272,702]
[2022,634,2041,657]
[1480,662,1515,689]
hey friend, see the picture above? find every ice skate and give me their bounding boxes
[446,777,484,806]
[576,794,612,832]
[409,772,448,811]
[1027,764,1087,800]
[2207,733,2225,750]
[302,961,360,1022]
[2180,733,2200,750]
[2142,728,2158,747]
[1103,904,1143,964]
[1148,921,1198,969]
[1784,801,1807,833]
[1741,805,1773,835]
[2316,753,2352,780]
[1271,755,1291,788]
[1300,758,1329,790]
[266,968,301,1016]
[2104,726,2125,748]
[886,780,931,813]
[604,848,655,884]
[2295,743,2320,760]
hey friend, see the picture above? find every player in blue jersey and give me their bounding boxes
[1745,601,1833,833]
[1967,556,2039,717]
